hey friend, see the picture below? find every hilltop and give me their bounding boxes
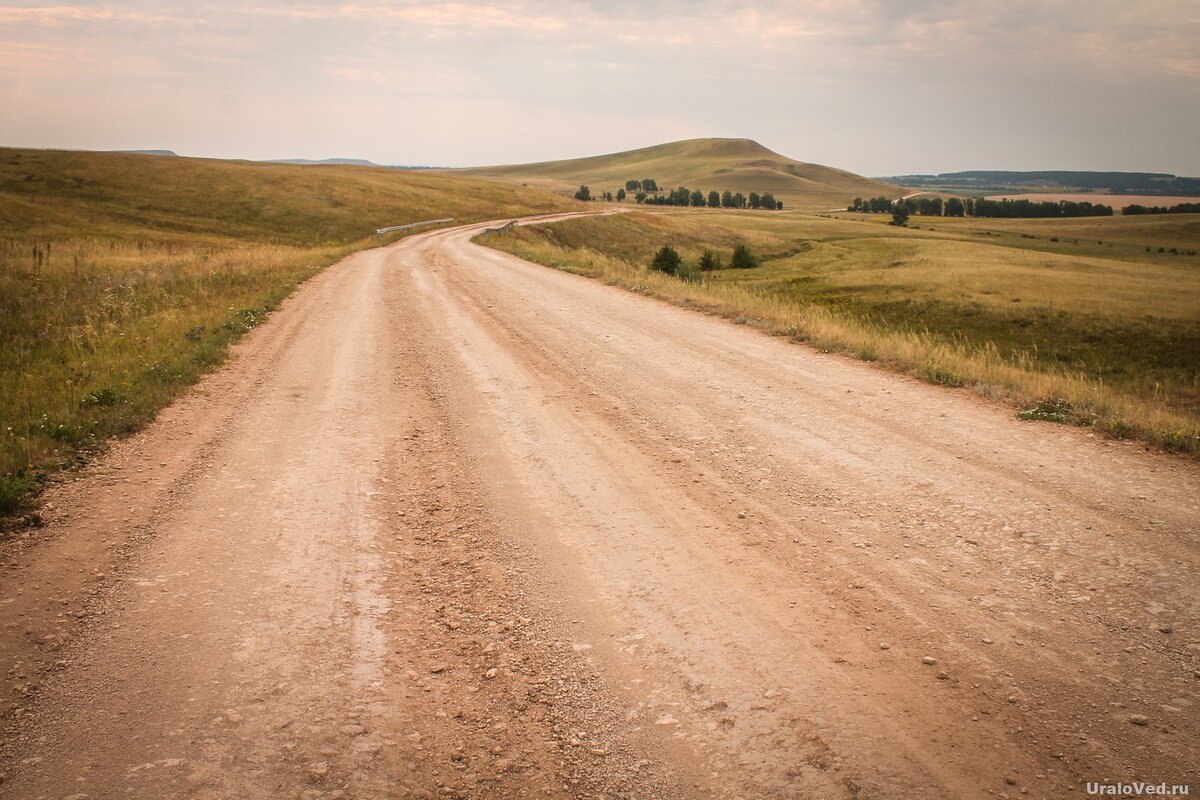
[452,138,899,210]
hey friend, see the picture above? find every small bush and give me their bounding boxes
[650,245,682,275]
[730,243,758,269]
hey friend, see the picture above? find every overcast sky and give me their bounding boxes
[1,1,1198,175]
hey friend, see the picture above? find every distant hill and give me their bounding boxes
[267,157,382,167]
[884,170,1200,196]
[265,158,444,170]
[112,149,178,157]
[452,138,899,210]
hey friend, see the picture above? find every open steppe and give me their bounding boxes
[1,144,1197,800]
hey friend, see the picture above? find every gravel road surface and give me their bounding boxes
[2,214,1196,799]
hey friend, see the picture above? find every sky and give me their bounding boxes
[1,1,1198,176]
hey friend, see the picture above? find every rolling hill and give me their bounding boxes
[0,147,573,245]
[0,147,576,515]
[451,138,900,210]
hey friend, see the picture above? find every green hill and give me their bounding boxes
[452,138,900,210]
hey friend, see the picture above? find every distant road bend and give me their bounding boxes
[2,213,1196,799]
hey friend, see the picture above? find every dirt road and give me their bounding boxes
[2,214,1197,799]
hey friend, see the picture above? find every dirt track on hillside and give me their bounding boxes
[2,214,1197,799]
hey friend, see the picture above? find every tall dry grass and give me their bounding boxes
[0,238,348,512]
[1,147,574,516]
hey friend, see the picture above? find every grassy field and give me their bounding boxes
[0,147,574,517]
[450,138,898,211]
[485,209,1200,454]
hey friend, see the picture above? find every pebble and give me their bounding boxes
[1129,714,1150,726]
[981,637,993,644]
[922,656,937,665]
[935,671,949,680]
[879,643,890,650]
[341,724,366,736]
[1158,624,1173,634]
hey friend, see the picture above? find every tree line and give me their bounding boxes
[849,196,1114,219]
[574,180,783,210]
[1122,202,1200,215]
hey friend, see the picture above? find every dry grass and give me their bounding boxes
[486,209,1200,455]
[1,147,574,516]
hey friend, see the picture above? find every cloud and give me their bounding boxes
[0,4,204,26]
[0,0,1197,173]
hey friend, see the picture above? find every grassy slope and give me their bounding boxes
[484,209,1200,454]
[450,138,899,211]
[0,147,575,516]
[1,148,571,244]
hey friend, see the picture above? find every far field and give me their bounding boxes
[484,208,1200,453]
[985,193,1200,207]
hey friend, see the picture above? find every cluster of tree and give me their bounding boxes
[1122,202,1200,215]
[577,180,784,210]
[848,197,897,213]
[636,186,782,210]
[968,198,1113,218]
[650,243,759,276]
[575,186,619,202]
[850,196,1113,219]
[885,170,1200,196]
